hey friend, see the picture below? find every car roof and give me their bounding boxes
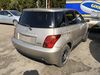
[23,8,76,12]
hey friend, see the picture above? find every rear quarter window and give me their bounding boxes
[54,12,66,27]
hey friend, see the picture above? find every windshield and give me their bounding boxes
[10,10,21,16]
[19,11,54,28]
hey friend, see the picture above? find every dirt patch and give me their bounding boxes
[42,59,91,75]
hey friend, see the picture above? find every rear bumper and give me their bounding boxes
[12,38,62,65]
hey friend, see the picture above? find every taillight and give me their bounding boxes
[43,35,61,48]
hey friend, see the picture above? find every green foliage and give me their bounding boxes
[0,0,11,9]
[9,0,37,11]
[0,0,66,11]
[51,0,66,8]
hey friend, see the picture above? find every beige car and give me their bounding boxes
[12,8,88,67]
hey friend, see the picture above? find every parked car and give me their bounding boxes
[12,8,88,67]
[0,10,21,25]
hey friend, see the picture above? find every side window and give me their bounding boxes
[74,11,85,23]
[0,11,4,15]
[65,11,77,25]
[55,12,66,27]
[3,11,10,16]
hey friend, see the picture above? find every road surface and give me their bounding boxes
[0,24,100,75]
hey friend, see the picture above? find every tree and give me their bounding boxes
[0,0,66,11]
[10,0,37,11]
[36,0,46,8]
[9,0,19,10]
[51,0,66,8]
[0,0,11,10]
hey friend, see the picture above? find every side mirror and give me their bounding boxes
[8,14,12,17]
[85,19,90,22]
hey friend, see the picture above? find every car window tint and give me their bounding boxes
[65,11,77,25]
[74,11,85,23]
[3,11,10,15]
[0,11,4,15]
[10,10,21,16]
[55,12,66,27]
[19,11,54,28]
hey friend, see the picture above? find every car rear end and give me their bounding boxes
[12,9,68,66]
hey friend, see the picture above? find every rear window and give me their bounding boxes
[19,11,54,28]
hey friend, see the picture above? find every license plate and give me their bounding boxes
[19,34,36,44]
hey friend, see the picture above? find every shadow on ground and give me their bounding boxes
[88,29,100,62]
[0,23,13,26]
[23,70,39,75]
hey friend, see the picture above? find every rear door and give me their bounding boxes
[3,11,13,23]
[0,11,13,24]
[0,11,5,23]
[65,10,82,45]
[74,11,87,39]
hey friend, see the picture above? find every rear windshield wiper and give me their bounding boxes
[24,23,32,30]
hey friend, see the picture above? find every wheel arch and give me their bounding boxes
[13,19,17,22]
[67,42,72,49]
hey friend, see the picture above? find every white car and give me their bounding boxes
[0,10,21,25]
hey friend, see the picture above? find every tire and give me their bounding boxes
[56,45,71,67]
[13,20,18,26]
